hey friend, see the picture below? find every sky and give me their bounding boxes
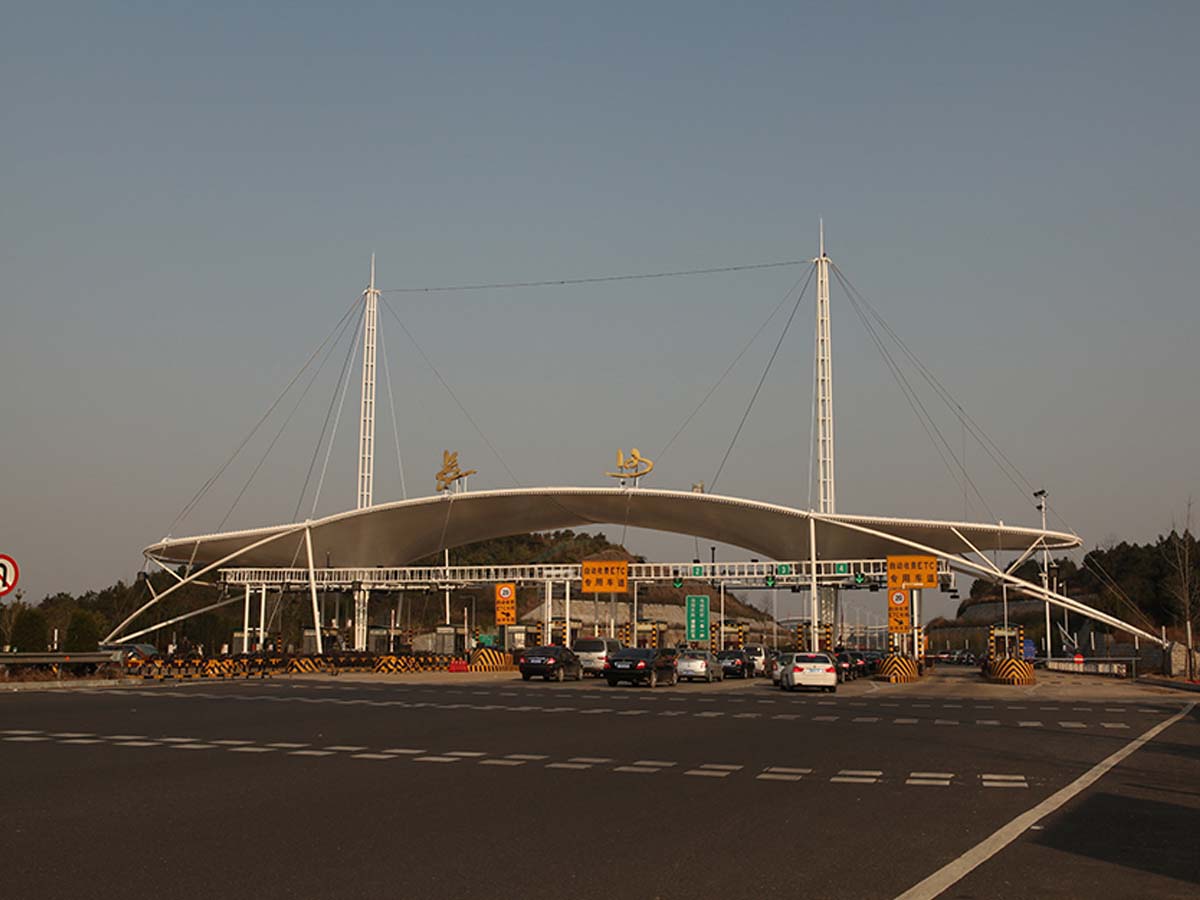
[2,2,1198,624]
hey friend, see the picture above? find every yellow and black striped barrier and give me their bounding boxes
[986,656,1036,685]
[469,647,516,672]
[875,654,920,683]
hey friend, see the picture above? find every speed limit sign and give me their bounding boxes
[890,590,907,606]
[0,554,18,597]
[494,583,517,625]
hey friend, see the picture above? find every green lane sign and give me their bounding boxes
[673,577,684,589]
[765,574,776,588]
[834,562,849,575]
[691,565,704,577]
[776,564,792,575]
[854,571,866,585]
[686,595,711,641]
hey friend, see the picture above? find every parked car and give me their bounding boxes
[779,652,839,693]
[676,650,724,683]
[743,644,768,677]
[100,642,160,660]
[519,646,584,682]
[605,647,678,687]
[717,649,753,679]
[572,637,623,677]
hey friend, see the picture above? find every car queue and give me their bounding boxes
[518,639,881,690]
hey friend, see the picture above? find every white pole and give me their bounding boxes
[443,547,451,625]
[304,526,323,655]
[912,588,921,659]
[242,585,250,654]
[258,585,266,649]
[463,606,468,653]
[564,579,571,647]
[545,579,552,643]
[357,255,378,511]
[719,582,725,649]
[633,581,639,646]
[815,222,835,514]
[808,516,819,652]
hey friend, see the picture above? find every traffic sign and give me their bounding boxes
[765,574,776,588]
[776,564,792,575]
[494,583,517,625]
[834,562,849,575]
[0,554,18,598]
[691,565,703,577]
[581,560,628,593]
[887,588,911,633]
[886,555,938,590]
[672,577,684,589]
[686,595,710,641]
[854,571,866,585]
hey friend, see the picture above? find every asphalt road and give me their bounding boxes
[1,668,1195,899]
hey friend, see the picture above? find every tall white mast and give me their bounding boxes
[357,254,379,511]
[352,255,380,652]
[815,222,836,514]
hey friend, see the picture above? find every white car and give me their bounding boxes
[743,643,768,676]
[676,650,724,683]
[779,652,838,693]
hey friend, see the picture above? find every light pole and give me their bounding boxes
[1035,489,1051,660]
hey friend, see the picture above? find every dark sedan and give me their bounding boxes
[519,646,584,682]
[717,649,753,678]
[605,647,677,687]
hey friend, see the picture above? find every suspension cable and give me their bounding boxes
[166,295,362,535]
[379,318,408,500]
[655,266,813,466]
[310,312,363,518]
[379,259,806,294]
[379,297,522,487]
[293,300,367,521]
[710,265,815,491]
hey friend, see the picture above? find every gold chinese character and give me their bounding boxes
[606,448,654,481]
[436,450,477,492]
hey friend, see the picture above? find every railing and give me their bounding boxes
[1045,657,1136,679]
[220,558,955,590]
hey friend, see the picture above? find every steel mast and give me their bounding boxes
[814,223,837,645]
[352,255,380,651]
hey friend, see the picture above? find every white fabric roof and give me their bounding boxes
[144,487,1081,568]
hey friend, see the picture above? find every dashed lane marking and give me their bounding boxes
[479,758,524,766]
[934,719,959,726]
[290,750,335,757]
[1101,722,1129,729]
[976,720,1000,726]
[1060,722,1086,729]
[116,741,159,747]
[568,757,612,764]
[3,736,49,742]
[685,768,730,777]
[212,739,254,746]
[351,753,395,760]
[614,766,662,773]
[446,751,487,757]
[324,745,368,752]
[267,742,309,748]
[634,760,676,767]
[852,717,880,723]
[383,748,426,755]
[546,762,591,770]
[229,746,275,753]
[413,755,460,763]
[504,753,548,760]
[895,718,918,725]
[1017,721,1043,728]
[813,715,839,722]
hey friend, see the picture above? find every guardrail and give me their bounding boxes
[1045,658,1135,679]
[0,651,123,665]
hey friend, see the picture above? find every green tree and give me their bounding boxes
[64,609,104,652]
[10,607,49,652]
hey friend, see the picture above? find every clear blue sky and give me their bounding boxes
[2,2,1197,624]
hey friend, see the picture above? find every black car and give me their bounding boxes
[717,649,753,679]
[519,646,584,682]
[847,651,869,678]
[605,647,677,687]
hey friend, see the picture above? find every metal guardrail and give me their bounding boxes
[1045,657,1136,679]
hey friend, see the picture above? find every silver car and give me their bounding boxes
[572,637,623,677]
[676,650,724,683]
[743,643,768,677]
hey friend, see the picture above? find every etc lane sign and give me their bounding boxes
[685,595,710,642]
[581,560,628,593]
[0,554,18,598]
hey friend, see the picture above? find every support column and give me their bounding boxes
[258,585,267,649]
[544,579,552,643]
[809,516,819,652]
[564,580,571,647]
[305,526,323,655]
[912,588,921,660]
[241,585,251,654]
[354,588,370,651]
[632,581,639,647]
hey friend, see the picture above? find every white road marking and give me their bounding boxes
[757,773,803,782]
[614,766,661,773]
[547,762,591,770]
[934,719,959,726]
[1101,722,1129,729]
[116,741,159,747]
[60,738,103,744]
[1017,721,1042,728]
[634,760,676,767]
[840,769,883,777]
[813,715,839,722]
[976,720,1001,726]
[413,755,460,763]
[569,757,612,764]
[352,753,396,760]
[505,753,549,760]
[4,736,49,742]
[268,742,309,748]
[685,769,729,777]
[211,739,254,746]
[765,766,812,775]
[617,710,649,716]
[446,751,487,757]
[773,714,802,720]
[906,778,951,786]
[695,711,724,718]
[1059,722,1086,729]
[324,745,368,752]
[103,734,145,740]
[290,750,335,757]
[1,729,42,735]
[383,748,426,755]
[911,772,954,778]
[852,717,880,723]
[733,713,761,719]
[832,776,878,784]
[479,759,524,766]
[894,718,919,725]
[49,732,93,738]
[171,743,216,750]
[701,764,744,771]
[229,746,275,753]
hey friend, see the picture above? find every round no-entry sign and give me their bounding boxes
[890,590,907,606]
[0,554,19,597]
